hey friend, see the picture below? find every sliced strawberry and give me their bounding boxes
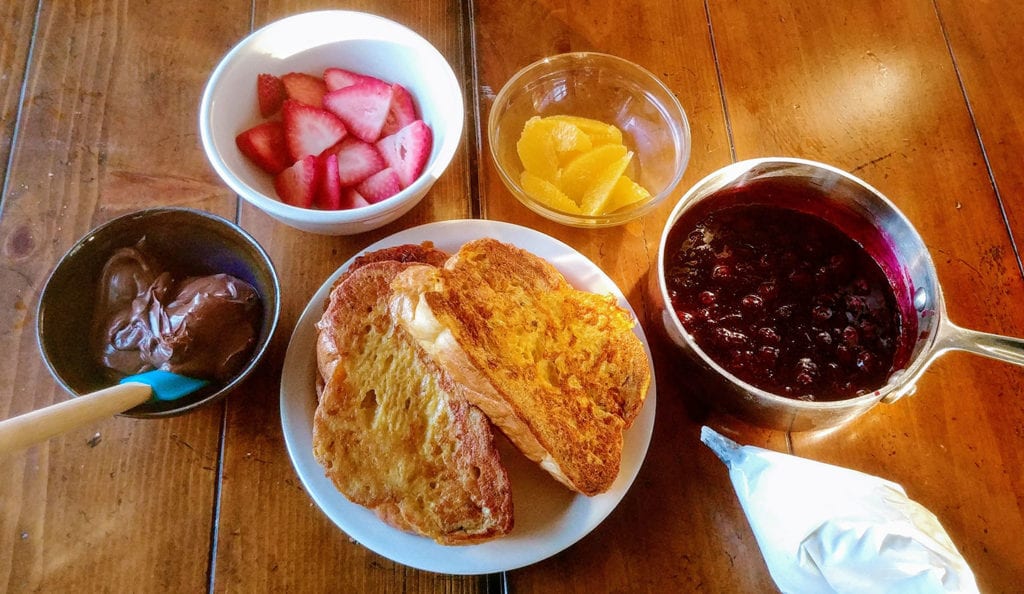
[356,167,401,203]
[376,120,432,188]
[274,155,319,208]
[257,73,285,118]
[339,187,372,210]
[317,153,342,210]
[381,84,417,136]
[281,72,327,107]
[323,67,383,91]
[282,100,347,161]
[327,137,386,186]
[322,80,394,143]
[235,121,291,175]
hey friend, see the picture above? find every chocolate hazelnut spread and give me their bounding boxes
[92,240,261,382]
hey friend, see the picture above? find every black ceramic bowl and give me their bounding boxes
[36,208,280,417]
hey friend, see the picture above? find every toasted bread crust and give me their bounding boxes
[342,242,449,282]
[313,261,512,544]
[392,239,650,495]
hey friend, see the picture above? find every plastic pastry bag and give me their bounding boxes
[701,426,979,594]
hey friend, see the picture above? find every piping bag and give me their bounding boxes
[701,426,979,594]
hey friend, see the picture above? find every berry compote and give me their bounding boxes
[664,202,906,401]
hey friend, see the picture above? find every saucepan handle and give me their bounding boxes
[938,321,1024,367]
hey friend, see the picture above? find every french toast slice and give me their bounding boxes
[316,242,449,394]
[312,261,513,544]
[391,238,650,496]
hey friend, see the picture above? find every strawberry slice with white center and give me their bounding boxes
[281,72,327,107]
[274,155,320,208]
[339,187,371,210]
[282,100,348,161]
[356,167,401,203]
[327,137,386,186]
[235,121,291,175]
[323,67,383,91]
[381,84,417,136]
[317,153,342,210]
[257,73,285,118]
[322,79,394,143]
[376,120,432,188]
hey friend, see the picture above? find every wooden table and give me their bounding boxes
[2,1,1022,591]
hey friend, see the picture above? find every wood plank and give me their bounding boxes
[707,0,1024,590]
[936,0,1024,269]
[931,7,1024,583]
[212,2,486,591]
[0,0,243,591]
[474,1,784,591]
[0,2,36,184]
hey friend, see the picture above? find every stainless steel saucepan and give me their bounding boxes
[654,157,1024,431]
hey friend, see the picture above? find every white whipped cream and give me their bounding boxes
[701,426,979,594]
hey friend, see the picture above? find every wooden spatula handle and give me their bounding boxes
[0,382,152,454]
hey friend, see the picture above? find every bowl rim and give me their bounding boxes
[198,10,464,227]
[487,51,691,227]
[36,207,282,418]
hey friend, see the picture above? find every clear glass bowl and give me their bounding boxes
[488,52,691,227]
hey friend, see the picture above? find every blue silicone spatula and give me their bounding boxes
[0,370,208,454]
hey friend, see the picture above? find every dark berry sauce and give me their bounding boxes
[665,198,909,401]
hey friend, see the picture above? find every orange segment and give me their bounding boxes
[547,119,592,153]
[547,115,623,146]
[560,143,628,203]
[580,151,634,215]
[520,171,581,214]
[516,116,591,182]
[604,175,652,213]
[516,118,558,182]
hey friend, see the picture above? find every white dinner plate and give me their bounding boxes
[279,219,657,575]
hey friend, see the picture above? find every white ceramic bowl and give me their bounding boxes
[199,11,464,235]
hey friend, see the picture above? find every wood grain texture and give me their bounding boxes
[0,1,35,182]
[936,0,1024,269]
[930,7,1024,586]
[0,0,238,590]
